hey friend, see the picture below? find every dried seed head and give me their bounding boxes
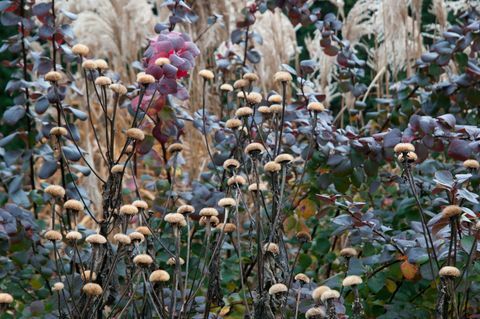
[305,307,325,319]
[50,126,68,137]
[268,283,288,295]
[248,183,267,192]
[397,151,418,163]
[136,226,152,236]
[94,76,112,86]
[109,83,127,95]
[129,231,145,243]
[442,205,462,218]
[244,142,265,156]
[275,153,294,164]
[155,57,170,66]
[393,143,415,153]
[226,119,243,129]
[463,159,479,169]
[307,102,325,112]
[125,145,134,154]
[86,234,107,245]
[44,230,62,242]
[312,286,331,302]
[64,199,83,211]
[223,159,240,170]
[246,92,262,104]
[81,270,97,282]
[126,128,145,141]
[258,106,271,114]
[268,94,282,103]
[439,266,461,278]
[149,270,170,282]
[137,72,155,84]
[45,185,65,198]
[220,83,234,92]
[132,200,148,210]
[235,107,253,117]
[66,231,82,241]
[199,207,219,217]
[340,247,358,257]
[81,59,97,69]
[296,231,312,243]
[45,71,62,82]
[83,283,103,296]
[71,43,89,56]
[227,175,246,187]
[274,71,292,83]
[199,69,214,80]
[264,161,281,173]
[177,205,195,215]
[114,233,131,245]
[216,223,237,233]
[218,197,236,208]
[233,79,249,89]
[342,275,363,287]
[119,204,139,215]
[321,289,340,302]
[94,59,108,70]
[269,104,282,113]
[167,143,184,154]
[199,215,220,227]
[167,257,185,266]
[164,213,186,226]
[111,164,125,174]
[52,282,64,292]
[133,254,154,266]
[0,293,13,304]
[263,242,280,255]
[294,273,310,284]
[243,72,259,82]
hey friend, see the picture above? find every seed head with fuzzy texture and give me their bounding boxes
[245,142,265,155]
[258,106,271,114]
[137,72,155,84]
[235,107,253,117]
[177,205,194,214]
[136,226,152,236]
[275,153,294,164]
[264,161,281,173]
[81,270,97,282]
[120,204,139,215]
[133,254,154,266]
[199,208,219,217]
[439,266,461,278]
[305,307,325,319]
[66,231,82,241]
[312,286,331,302]
[243,72,259,82]
[52,282,64,292]
[44,230,62,242]
[268,283,288,295]
[321,289,340,302]
[397,151,417,163]
[199,69,214,80]
[83,283,103,296]
[442,205,462,218]
[216,223,237,233]
[132,200,148,210]
[294,273,310,284]
[225,119,242,129]
[218,197,236,208]
[269,104,282,113]
[45,185,66,198]
[223,159,240,170]
[220,83,233,92]
[129,232,145,243]
[246,92,262,104]
[109,83,127,95]
[227,175,246,187]
[64,199,83,211]
[72,44,89,56]
[50,126,68,137]
[464,159,479,169]
[343,275,363,287]
[268,94,282,103]
[0,293,13,304]
[86,234,107,245]
[200,216,219,227]
[81,59,97,69]
[167,143,184,154]
[111,164,125,174]
[155,57,170,66]
[340,247,358,257]
[167,257,185,266]
[393,143,415,153]
[274,71,292,82]
[296,231,312,243]
[307,102,325,112]
[150,270,170,282]
[233,79,248,89]
[94,59,108,70]
[114,233,131,245]
[248,183,267,192]
[126,128,145,141]
[164,213,186,226]
[264,243,280,255]
[45,71,62,82]
[94,76,112,86]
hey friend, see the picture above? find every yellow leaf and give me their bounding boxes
[296,199,317,218]
[385,279,397,293]
[219,306,231,316]
[400,260,418,280]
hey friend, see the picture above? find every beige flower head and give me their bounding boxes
[233,79,249,89]
[342,275,363,287]
[199,216,220,227]
[268,283,288,295]
[269,104,282,113]
[137,72,155,84]
[110,164,125,174]
[126,128,145,141]
[248,183,267,192]
[220,83,234,92]
[268,94,282,103]
[82,283,103,296]
[294,273,310,284]
[321,289,340,302]
[114,233,131,245]
[132,200,148,210]
[218,197,236,208]
[149,270,170,282]
[199,69,214,80]
[263,242,280,255]
[226,119,243,130]
[81,59,97,70]
[71,43,89,56]
[119,204,139,215]
[94,59,108,70]
[167,257,185,266]
[227,175,246,187]
[167,143,184,154]
[199,207,219,217]
[86,234,107,245]
[305,307,325,319]
[216,223,237,233]
[439,266,461,278]
[243,72,259,82]
[274,71,292,83]
[164,213,186,226]
[264,161,281,173]
[463,159,479,169]
[44,230,62,242]
[66,231,82,241]
[307,102,325,112]
[81,270,97,282]
[340,247,358,258]
[136,226,152,236]
[45,185,65,198]
[312,285,331,302]
[393,143,415,153]
[223,159,240,170]
[133,254,154,266]
[275,153,294,164]
[397,151,418,163]
[50,126,68,137]
[0,293,13,304]
[244,142,265,156]
[296,231,312,243]
[109,83,128,95]
[45,71,62,82]
[177,205,195,215]
[235,107,253,118]
[442,205,462,218]
[246,92,262,104]
[64,199,83,211]
[258,106,271,114]
[155,57,170,66]
[52,282,64,292]
[129,231,145,243]
[94,76,112,86]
